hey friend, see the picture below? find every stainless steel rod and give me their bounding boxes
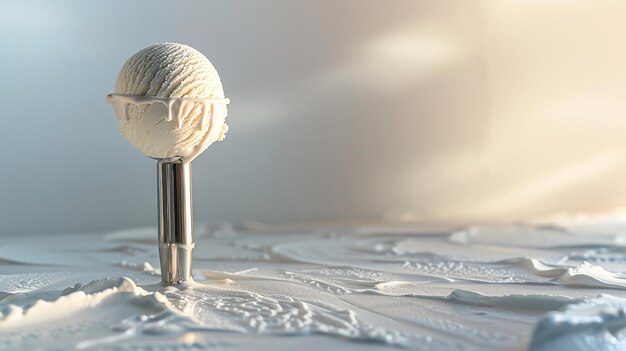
[157,160,194,284]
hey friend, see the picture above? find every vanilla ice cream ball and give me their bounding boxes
[114,43,228,160]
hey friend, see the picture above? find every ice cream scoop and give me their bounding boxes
[110,42,229,161]
[106,43,230,284]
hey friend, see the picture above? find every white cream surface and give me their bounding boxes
[2,215,626,350]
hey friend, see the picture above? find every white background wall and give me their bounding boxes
[1,0,626,234]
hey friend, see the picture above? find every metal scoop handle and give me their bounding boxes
[157,160,194,284]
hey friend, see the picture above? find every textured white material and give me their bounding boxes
[3,215,626,350]
[114,43,228,160]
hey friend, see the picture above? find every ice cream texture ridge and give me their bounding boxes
[113,43,229,160]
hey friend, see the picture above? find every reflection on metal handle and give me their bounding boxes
[157,160,194,284]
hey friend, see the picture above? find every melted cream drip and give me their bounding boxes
[106,94,227,162]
